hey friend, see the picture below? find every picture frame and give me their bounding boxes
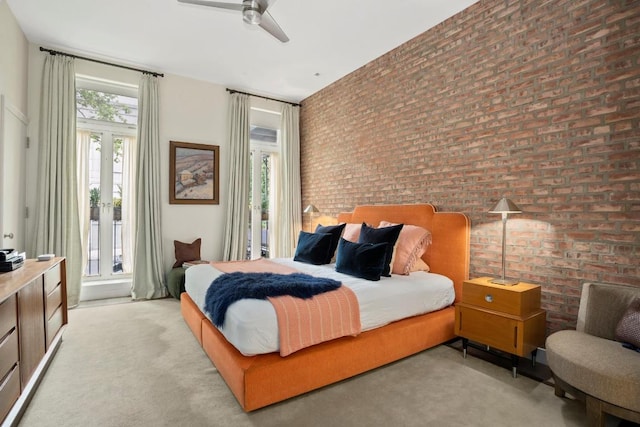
[169,141,220,205]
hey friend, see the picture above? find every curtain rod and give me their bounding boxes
[226,88,299,107]
[39,47,164,78]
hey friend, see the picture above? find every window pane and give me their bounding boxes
[76,89,138,124]
[261,153,271,258]
[112,137,123,274]
[87,135,101,276]
[250,126,277,143]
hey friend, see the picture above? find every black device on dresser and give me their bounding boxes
[0,249,24,272]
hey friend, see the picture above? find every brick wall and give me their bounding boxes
[299,0,640,334]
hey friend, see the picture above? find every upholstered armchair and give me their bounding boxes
[545,282,640,427]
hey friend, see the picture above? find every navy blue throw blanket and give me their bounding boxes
[205,272,341,327]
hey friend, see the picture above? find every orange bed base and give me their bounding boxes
[181,204,470,411]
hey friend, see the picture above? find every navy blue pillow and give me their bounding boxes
[358,222,404,277]
[293,231,333,265]
[315,223,347,263]
[335,238,388,281]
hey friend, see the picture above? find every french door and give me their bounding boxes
[85,130,129,277]
[248,149,274,259]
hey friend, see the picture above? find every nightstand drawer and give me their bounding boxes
[456,305,519,353]
[463,277,541,316]
[455,305,547,357]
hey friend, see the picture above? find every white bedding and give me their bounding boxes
[185,258,455,356]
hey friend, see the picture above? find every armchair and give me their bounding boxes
[546,282,640,427]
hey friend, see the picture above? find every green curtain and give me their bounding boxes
[131,74,166,299]
[32,54,83,307]
[222,93,250,261]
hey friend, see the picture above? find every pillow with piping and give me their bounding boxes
[357,222,403,277]
[335,238,388,281]
[315,223,347,263]
[293,231,333,265]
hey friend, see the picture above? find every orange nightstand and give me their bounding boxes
[454,277,546,377]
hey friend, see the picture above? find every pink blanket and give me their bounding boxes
[211,259,361,356]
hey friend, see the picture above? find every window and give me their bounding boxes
[76,77,137,298]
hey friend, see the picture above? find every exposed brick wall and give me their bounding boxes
[299,0,640,334]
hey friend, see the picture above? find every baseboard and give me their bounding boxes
[80,279,131,301]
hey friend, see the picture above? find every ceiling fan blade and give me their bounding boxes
[177,0,243,11]
[259,10,289,43]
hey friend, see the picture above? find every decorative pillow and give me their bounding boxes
[315,223,347,263]
[410,258,431,273]
[615,298,640,350]
[335,238,388,281]
[379,221,431,275]
[293,231,333,265]
[342,223,363,242]
[173,238,202,268]
[357,222,404,277]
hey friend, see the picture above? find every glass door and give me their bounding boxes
[86,132,128,277]
[248,150,272,259]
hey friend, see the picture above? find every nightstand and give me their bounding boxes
[454,277,546,378]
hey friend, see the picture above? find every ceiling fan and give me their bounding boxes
[178,0,289,43]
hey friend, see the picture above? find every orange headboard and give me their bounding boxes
[337,204,470,302]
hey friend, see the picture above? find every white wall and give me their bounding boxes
[0,2,28,253]
[159,74,228,267]
[0,1,28,113]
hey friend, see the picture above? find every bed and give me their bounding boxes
[180,203,470,411]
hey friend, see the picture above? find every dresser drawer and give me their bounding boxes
[462,278,541,316]
[46,306,64,349]
[0,295,17,338]
[46,284,62,321]
[0,329,19,380]
[43,263,61,295]
[0,364,20,423]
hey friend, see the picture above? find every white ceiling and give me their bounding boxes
[6,0,478,103]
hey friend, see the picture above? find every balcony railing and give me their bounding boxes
[85,219,123,276]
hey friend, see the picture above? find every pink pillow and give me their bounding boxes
[379,221,431,275]
[341,223,363,242]
[410,258,430,273]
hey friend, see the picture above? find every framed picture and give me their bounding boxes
[169,141,220,205]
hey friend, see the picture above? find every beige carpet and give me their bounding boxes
[18,299,591,427]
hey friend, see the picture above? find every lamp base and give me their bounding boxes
[490,278,519,286]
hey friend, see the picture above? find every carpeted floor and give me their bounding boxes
[18,298,593,427]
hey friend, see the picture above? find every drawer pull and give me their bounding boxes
[484,294,493,303]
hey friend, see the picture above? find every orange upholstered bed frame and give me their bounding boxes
[180,204,470,411]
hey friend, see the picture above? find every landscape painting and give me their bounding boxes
[169,141,219,204]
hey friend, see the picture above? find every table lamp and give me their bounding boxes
[489,197,521,285]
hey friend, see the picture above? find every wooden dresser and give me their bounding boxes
[0,258,67,426]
